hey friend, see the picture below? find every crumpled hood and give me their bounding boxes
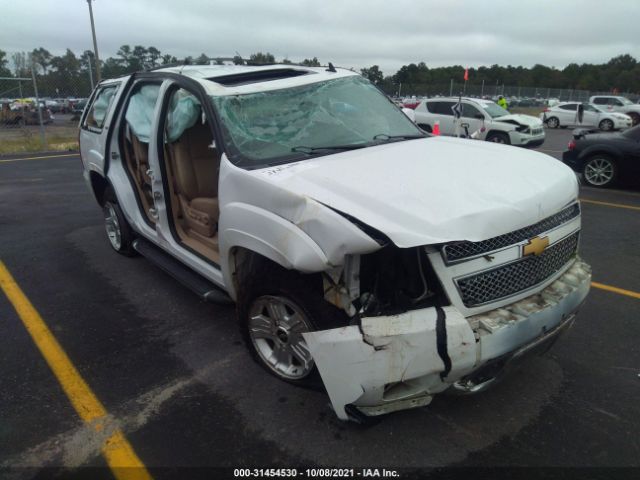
[494,113,543,127]
[253,136,578,247]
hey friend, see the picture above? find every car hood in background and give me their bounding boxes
[494,113,543,127]
[255,136,578,247]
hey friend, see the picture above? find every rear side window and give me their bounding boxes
[427,101,455,115]
[84,84,119,130]
[559,104,577,111]
[592,97,607,105]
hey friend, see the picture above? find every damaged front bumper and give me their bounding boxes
[303,258,591,421]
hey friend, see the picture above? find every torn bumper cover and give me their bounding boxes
[303,259,591,421]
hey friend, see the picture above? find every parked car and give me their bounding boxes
[589,95,640,126]
[1,102,52,125]
[413,97,545,147]
[562,125,640,188]
[542,102,632,131]
[80,65,590,421]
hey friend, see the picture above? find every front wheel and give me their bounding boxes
[103,188,136,256]
[582,155,617,188]
[486,132,510,145]
[238,263,348,388]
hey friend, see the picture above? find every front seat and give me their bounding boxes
[171,121,220,237]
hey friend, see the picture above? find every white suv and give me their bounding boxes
[589,95,640,126]
[414,97,545,147]
[79,65,590,421]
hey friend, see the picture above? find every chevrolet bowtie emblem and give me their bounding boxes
[523,236,549,256]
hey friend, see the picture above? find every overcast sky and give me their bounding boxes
[2,0,639,75]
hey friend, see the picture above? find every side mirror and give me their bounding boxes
[402,107,416,123]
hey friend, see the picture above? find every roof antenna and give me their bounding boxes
[326,62,337,72]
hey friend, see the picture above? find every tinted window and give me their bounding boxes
[84,84,119,130]
[611,98,624,106]
[462,103,482,118]
[427,101,455,115]
[559,104,577,111]
[592,97,607,105]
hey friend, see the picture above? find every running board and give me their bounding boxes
[132,238,233,305]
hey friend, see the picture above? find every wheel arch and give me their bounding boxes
[89,170,112,206]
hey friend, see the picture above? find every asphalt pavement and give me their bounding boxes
[1,129,639,479]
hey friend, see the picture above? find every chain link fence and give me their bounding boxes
[0,69,92,155]
[397,81,640,105]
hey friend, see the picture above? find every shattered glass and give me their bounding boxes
[212,76,420,166]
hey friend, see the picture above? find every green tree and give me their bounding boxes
[147,47,161,68]
[301,57,320,67]
[360,65,384,86]
[161,54,178,65]
[31,47,52,74]
[232,55,244,65]
[248,52,275,65]
[0,49,11,76]
[195,53,210,65]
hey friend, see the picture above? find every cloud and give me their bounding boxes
[1,0,638,75]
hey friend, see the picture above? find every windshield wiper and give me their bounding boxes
[372,133,426,142]
[291,144,369,154]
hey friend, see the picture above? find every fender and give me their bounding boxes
[578,144,622,162]
[219,202,329,299]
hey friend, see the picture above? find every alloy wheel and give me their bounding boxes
[248,295,315,380]
[584,158,614,186]
[103,202,122,250]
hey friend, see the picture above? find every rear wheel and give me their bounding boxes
[628,112,640,126]
[599,118,614,131]
[486,132,510,145]
[582,155,617,188]
[103,188,136,256]
[546,116,560,129]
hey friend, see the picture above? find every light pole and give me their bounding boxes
[86,0,101,82]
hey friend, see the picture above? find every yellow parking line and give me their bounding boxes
[592,281,640,300]
[0,261,152,480]
[580,198,640,212]
[0,153,78,164]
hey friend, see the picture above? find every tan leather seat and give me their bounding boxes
[171,121,219,237]
[130,132,152,187]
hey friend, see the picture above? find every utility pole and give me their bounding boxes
[86,0,101,82]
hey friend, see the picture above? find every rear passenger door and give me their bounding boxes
[80,82,122,175]
[557,103,577,126]
[427,101,456,135]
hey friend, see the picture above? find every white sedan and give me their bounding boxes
[541,102,632,131]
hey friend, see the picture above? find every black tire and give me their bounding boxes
[599,118,614,131]
[486,132,510,145]
[582,154,618,188]
[237,258,349,389]
[418,123,432,133]
[627,112,640,126]
[103,187,136,256]
[546,116,560,129]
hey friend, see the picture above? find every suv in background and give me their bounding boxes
[414,97,545,147]
[79,65,589,421]
[589,95,640,126]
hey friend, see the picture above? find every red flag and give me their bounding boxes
[463,68,469,81]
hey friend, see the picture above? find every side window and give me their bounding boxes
[84,84,119,130]
[428,101,455,115]
[559,104,577,111]
[612,99,624,106]
[592,97,607,105]
[462,103,482,118]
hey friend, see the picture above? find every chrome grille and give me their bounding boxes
[442,203,580,263]
[456,232,579,307]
